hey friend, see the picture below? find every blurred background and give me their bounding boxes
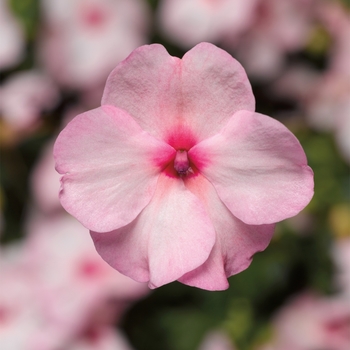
[0,0,349,349]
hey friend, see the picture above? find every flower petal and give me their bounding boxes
[102,44,183,141]
[91,173,216,288]
[179,174,274,290]
[180,42,255,141]
[54,105,175,232]
[102,43,255,143]
[190,111,314,225]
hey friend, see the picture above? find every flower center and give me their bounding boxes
[80,4,108,28]
[174,150,192,176]
[0,305,11,325]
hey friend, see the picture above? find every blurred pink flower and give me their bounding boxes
[22,212,148,349]
[66,326,134,350]
[157,0,257,48]
[39,0,150,90]
[306,1,350,163]
[54,43,314,290]
[0,0,24,70]
[0,70,59,131]
[0,242,66,350]
[306,72,350,162]
[198,331,236,350]
[271,2,350,163]
[0,226,144,350]
[260,293,350,350]
[233,0,314,80]
[26,213,149,316]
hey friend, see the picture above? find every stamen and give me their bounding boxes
[174,150,191,176]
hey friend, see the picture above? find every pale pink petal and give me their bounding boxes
[91,173,216,288]
[179,174,274,290]
[179,42,255,142]
[190,111,314,225]
[102,43,254,143]
[101,44,182,140]
[54,105,175,232]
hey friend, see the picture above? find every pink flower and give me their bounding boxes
[66,327,134,350]
[54,43,314,290]
[305,1,350,163]
[260,293,350,350]
[25,213,149,334]
[0,242,65,350]
[39,0,150,89]
[233,0,314,80]
[0,70,59,132]
[157,0,257,48]
[0,229,143,350]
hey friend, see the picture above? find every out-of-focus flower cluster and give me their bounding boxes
[0,214,149,350]
[0,0,349,349]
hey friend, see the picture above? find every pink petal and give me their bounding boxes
[91,173,216,288]
[102,43,255,143]
[179,174,274,290]
[190,111,314,225]
[102,44,183,141]
[179,42,255,141]
[54,105,175,232]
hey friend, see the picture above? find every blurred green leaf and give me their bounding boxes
[9,0,39,40]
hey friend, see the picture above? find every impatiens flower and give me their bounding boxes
[54,43,314,290]
[66,327,135,350]
[258,292,350,350]
[232,0,314,80]
[23,213,148,348]
[0,242,65,350]
[305,1,350,163]
[39,0,150,89]
[0,215,147,350]
[0,70,59,132]
[157,0,257,49]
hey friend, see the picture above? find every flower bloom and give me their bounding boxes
[157,0,257,48]
[0,217,144,350]
[0,70,59,131]
[54,43,314,290]
[39,0,150,89]
[259,293,350,350]
[232,0,314,80]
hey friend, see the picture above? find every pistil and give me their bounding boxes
[174,150,191,176]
